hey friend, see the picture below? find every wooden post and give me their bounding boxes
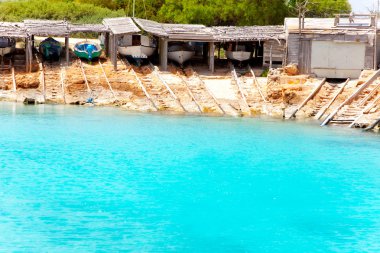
[104,32,109,56]
[65,36,70,66]
[159,38,168,71]
[29,39,33,72]
[209,42,215,73]
[112,34,117,71]
[269,44,273,69]
[25,37,29,72]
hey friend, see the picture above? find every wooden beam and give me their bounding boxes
[159,38,168,71]
[288,78,326,119]
[104,32,109,56]
[209,42,215,73]
[25,38,29,72]
[65,36,70,66]
[112,34,117,71]
[321,69,380,126]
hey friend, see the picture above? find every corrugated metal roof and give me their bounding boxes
[103,17,140,35]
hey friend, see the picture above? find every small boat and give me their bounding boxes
[226,44,253,62]
[118,34,156,59]
[74,41,102,61]
[168,43,195,65]
[0,37,16,56]
[39,37,62,61]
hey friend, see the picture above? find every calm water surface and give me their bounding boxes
[0,102,380,252]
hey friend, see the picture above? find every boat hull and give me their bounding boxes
[39,38,62,61]
[74,41,102,61]
[118,46,155,59]
[168,51,195,65]
[226,51,252,62]
[0,47,14,56]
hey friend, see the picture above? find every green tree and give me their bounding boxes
[288,0,351,17]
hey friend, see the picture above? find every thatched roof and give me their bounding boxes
[0,22,28,38]
[103,17,140,35]
[24,19,69,36]
[69,24,108,33]
[211,26,285,42]
[133,18,167,37]
[162,24,213,41]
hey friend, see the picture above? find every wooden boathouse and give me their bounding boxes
[0,22,31,72]
[285,14,378,78]
[210,25,286,68]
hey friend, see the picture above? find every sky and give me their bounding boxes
[350,0,376,12]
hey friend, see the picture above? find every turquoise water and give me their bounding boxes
[1,102,380,252]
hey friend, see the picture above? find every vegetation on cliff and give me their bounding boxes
[0,0,351,25]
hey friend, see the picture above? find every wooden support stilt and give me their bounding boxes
[159,38,168,71]
[209,42,215,73]
[104,32,109,56]
[321,69,380,126]
[315,78,350,120]
[25,38,29,73]
[65,36,70,66]
[112,34,117,71]
[288,78,326,119]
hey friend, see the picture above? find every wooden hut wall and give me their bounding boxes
[376,34,380,68]
[287,32,376,74]
[286,33,301,66]
[263,40,286,67]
